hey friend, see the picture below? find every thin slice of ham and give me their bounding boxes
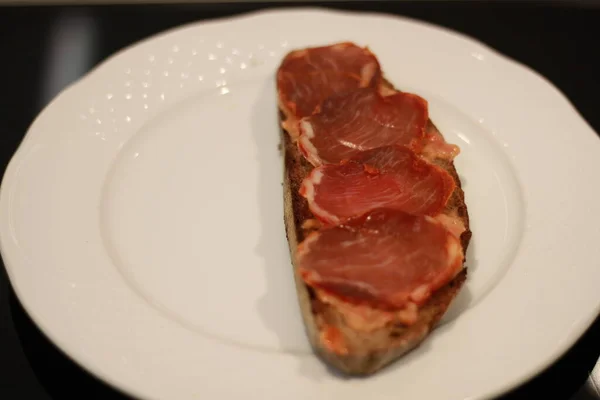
[299,145,456,225]
[296,209,464,310]
[277,42,381,139]
[297,87,428,166]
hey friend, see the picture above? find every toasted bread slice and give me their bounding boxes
[280,77,471,375]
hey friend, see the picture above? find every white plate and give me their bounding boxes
[2,8,600,400]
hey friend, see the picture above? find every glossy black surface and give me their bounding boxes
[0,2,599,399]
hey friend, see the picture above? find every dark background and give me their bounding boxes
[1,1,599,399]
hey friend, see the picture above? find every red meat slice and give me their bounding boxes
[299,146,456,225]
[296,209,464,310]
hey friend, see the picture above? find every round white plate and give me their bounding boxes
[2,8,600,400]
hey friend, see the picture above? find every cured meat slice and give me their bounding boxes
[298,87,428,166]
[299,145,456,225]
[277,42,381,137]
[296,209,464,310]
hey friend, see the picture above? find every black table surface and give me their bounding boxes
[1,2,600,399]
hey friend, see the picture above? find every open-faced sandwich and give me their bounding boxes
[277,42,471,375]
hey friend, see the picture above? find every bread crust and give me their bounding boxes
[280,78,471,375]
